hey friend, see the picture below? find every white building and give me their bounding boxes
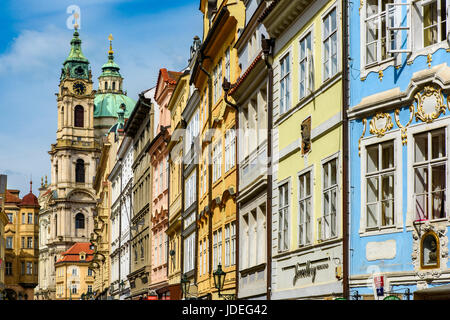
[109,135,134,300]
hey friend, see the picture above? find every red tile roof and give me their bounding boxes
[20,192,39,207]
[5,190,21,204]
[154,68,183,100]
[229,52,263,96]
[56,242,94,264]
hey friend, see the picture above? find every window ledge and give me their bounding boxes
[358,226,403,237]
[360,57,396,80]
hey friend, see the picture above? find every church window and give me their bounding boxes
[75,159,85,183]
[75,213,85,229]
[74,105,84,127]
[112,82,116,90]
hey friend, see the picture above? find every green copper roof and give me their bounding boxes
[94,93,136,118]
[64,29,89,65]
[108,103,126,134]
[100,52,121,78]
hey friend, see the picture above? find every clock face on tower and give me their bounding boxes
[73,81,86,96]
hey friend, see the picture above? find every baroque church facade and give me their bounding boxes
[35,26,135,300]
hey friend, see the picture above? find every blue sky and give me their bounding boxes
[0,0,202,197]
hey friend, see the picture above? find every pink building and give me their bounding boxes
[148,69,182,299]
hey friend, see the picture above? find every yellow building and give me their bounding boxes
[55,242,95,300]
[3,184,40,300]
[166,70,190,299]
[261,0,345,299]
[190,0,245,300]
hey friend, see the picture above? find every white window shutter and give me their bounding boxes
[386,3,411,54]
[307,48,314,93]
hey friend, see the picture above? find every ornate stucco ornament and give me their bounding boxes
[427,53,432,68]
[394,105,414,145]
[369,112,393,138]
[358,118,367,157]
[415,86,446,123]
[378,70,383,81]
[411,221,448,282]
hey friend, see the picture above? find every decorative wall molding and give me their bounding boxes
[369,112,393,138]
[358,118,367,157]
[394,105,414,145]
[414,86,446,123]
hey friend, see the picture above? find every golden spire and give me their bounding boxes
[108,34,114,55]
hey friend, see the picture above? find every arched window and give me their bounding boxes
[75,159,85,183]
[75,213,85,229]
[112,82,116,90]
[74,105,84,127]
[421,232,439,269]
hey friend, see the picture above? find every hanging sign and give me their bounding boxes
[374,275,384,296]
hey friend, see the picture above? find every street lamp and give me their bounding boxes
[213,264,235,300]
[180,274,190,299]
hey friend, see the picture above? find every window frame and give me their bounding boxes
[320,153,340,241]
[278,178,291,253]
[299,29,314,100]
[298,167,314,247]
[360,130,403,236]
[279,52,291,115]
[322,4,339,81]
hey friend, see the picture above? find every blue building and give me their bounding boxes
[348,0,450,300]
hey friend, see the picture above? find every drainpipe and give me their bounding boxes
[342,0,350,300]
[119,160,123,299]
[262,37,275,301]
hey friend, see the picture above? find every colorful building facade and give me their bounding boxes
[191,0,245,300]
[262,0,345,300]
[349,0,450,300]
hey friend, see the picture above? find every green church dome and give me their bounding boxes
[94,93,136,118]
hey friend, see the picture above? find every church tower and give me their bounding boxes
[44,24,100,299]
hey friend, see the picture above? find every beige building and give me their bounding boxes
[3,185,40,300]
[55,242,95,300]
[124,87,157,299]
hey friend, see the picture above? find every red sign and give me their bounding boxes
[147,295,158,300]
[374,276,384,296]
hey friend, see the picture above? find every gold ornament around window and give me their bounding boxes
[394,105,414,145]
[358,118,367,157]
[420,231,440,270]
[369,112,393,138]
[415,86,446,123]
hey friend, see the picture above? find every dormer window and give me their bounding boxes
[79,252,86,261]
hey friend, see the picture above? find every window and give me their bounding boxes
[185,172,196,209]
[7,212,13,223]
[199,240,203,275]
[6,237,13,249]
[21,237,25,248]
[299,171,312,246]
[218,228,222,266]
[75,159,85,183]
[213,60,223,103]
[414,128,447,221]
[213,140,222,182]
[88,285,93,293]
[422,0,448,47]
[225,129,236,172]
[323,7,338,80]
[366,141,395,228]
[72,267,77,276]
[231,221,236,266]
[72,285,77,294]
[299,32,313,99]
[21,262,25,275]
[74,105,84,127]
[225,224,230,267]
[27,237,33,249]
[75,213,85,229]
[22,213,26,224]
[28,212,33,224]
[6,262,12,276]
[27,262,33,275]
[88,268,93,276]
[213,231,218,270]
[364,0,394,66]
[278,183,289,252]
[201,155,207,196]
[321,158,338,241]
[183,233,195,273]
[203,238,208,274]
[225,47,231,82]
[159,162,163,193]
[279,53,291,114]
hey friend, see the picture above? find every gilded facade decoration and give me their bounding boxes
[369,112,393,138]
[414,86,446,123]
[394,105,414,145]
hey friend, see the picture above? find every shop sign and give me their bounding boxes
[293,260,329,285]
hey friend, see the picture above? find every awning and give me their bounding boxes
[414,284,450,300]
